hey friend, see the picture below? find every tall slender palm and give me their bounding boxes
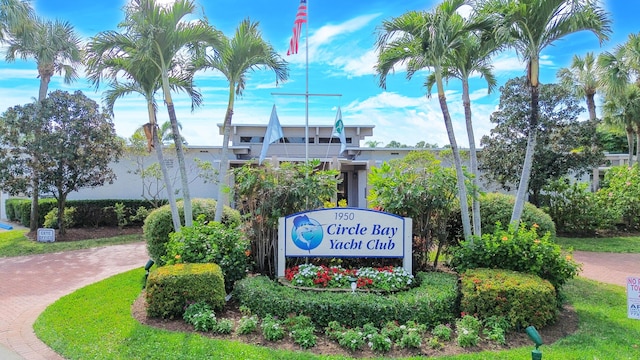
[5,17,82,231]
[201,18,288,222]
[119,0,221,227]
[557,52,600,121]
[478,0,610,225]
[0,0,32,42]
[426,26,499,237]
[602,85,640,165]
[86,33,202,233]
[598,33,640,164]
[376,0,489,241]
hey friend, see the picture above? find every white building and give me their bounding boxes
[0,123,618,220]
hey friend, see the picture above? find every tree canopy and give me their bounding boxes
[480,76,604,206]
[0,90,122,233]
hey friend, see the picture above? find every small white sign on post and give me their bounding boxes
[627,276,640,319]
[37,228,55,243]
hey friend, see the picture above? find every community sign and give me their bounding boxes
[277,208,412,277]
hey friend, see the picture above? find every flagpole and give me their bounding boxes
[273,0,341,163]
[304,0,309,163]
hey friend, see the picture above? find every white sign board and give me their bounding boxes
[278,208,412,277]
[37,228,55,243]
[628,276,640,319]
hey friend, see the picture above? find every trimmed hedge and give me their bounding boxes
[460,268,557,329]
[143,198,241,265]
[5,198,160,228]
[233,271,459,329]
[448,192,556,242]
[145,263,226,319]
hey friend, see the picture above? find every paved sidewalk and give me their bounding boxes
[0,243,148,360]
[573,251,640,288]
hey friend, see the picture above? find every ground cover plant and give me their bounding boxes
[34,268,640,359]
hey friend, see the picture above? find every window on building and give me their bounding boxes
[318,137,352,144]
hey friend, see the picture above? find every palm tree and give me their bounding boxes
[5,17,82,231]
[557,52,600,121]
[86,33,202,233]
[598,33,640,165]
[375,0,491,242]
[200,18,288,222]
[426,24,499,237]
[478,0,611,226]
[119,0,221,227]
[0,0,32,42]
[602,85,640,166]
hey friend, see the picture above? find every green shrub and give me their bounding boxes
[237,315,259,335]
[43,207,76,229]
[596,165,640,230]
[143,198,241,265]
[449,222,580,292]
[459,268,557,329]
[183,301,217,332]
[233,271,458,328]
[261,314,285,342]
[431,324,453,341]
[448,193,556,242]
[455,315,481,347]
[542,178,617,235]
[145,263,225,319]
[163,215,250,293]
[5,198,156,227]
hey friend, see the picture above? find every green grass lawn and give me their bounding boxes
[556,235,640,253]
[0,229,144,257]
[34,268,640,360]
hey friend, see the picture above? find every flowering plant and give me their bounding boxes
[284,264,413,291]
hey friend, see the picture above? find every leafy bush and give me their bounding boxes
[143,198,241,265]
[483,316,510,345]
[6,198,156,227]
[233,160,340,276]
[284,315,317,349]
[163,215,250,293]
[183,301,217,332]
[367,151,459,270]
[233,271,458,328]
[431,324,453,341]
[596,165,640,230]
[145,263,225,319]
[448,193,556,242]
[449,223,579,292]
[43,207,76,229]
[542,178,617,235]
[261,314,286,342]
[455,315,481,347]
[237,315,259,335]
[459,268,557,329]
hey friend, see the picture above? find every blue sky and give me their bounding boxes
[0,0,637,148]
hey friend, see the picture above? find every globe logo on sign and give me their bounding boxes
[291,215,323,251]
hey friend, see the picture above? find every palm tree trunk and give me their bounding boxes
[436,75,472,242]
[148,101,181,232]
[214,87,236,223]
[627,127,635,166]
[161,75,192,227]
[586,93,597,121]
[511,83,540,225]
[29,75,51,231]
[462,79,481,237]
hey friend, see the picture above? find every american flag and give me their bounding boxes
[287,0,307,55]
